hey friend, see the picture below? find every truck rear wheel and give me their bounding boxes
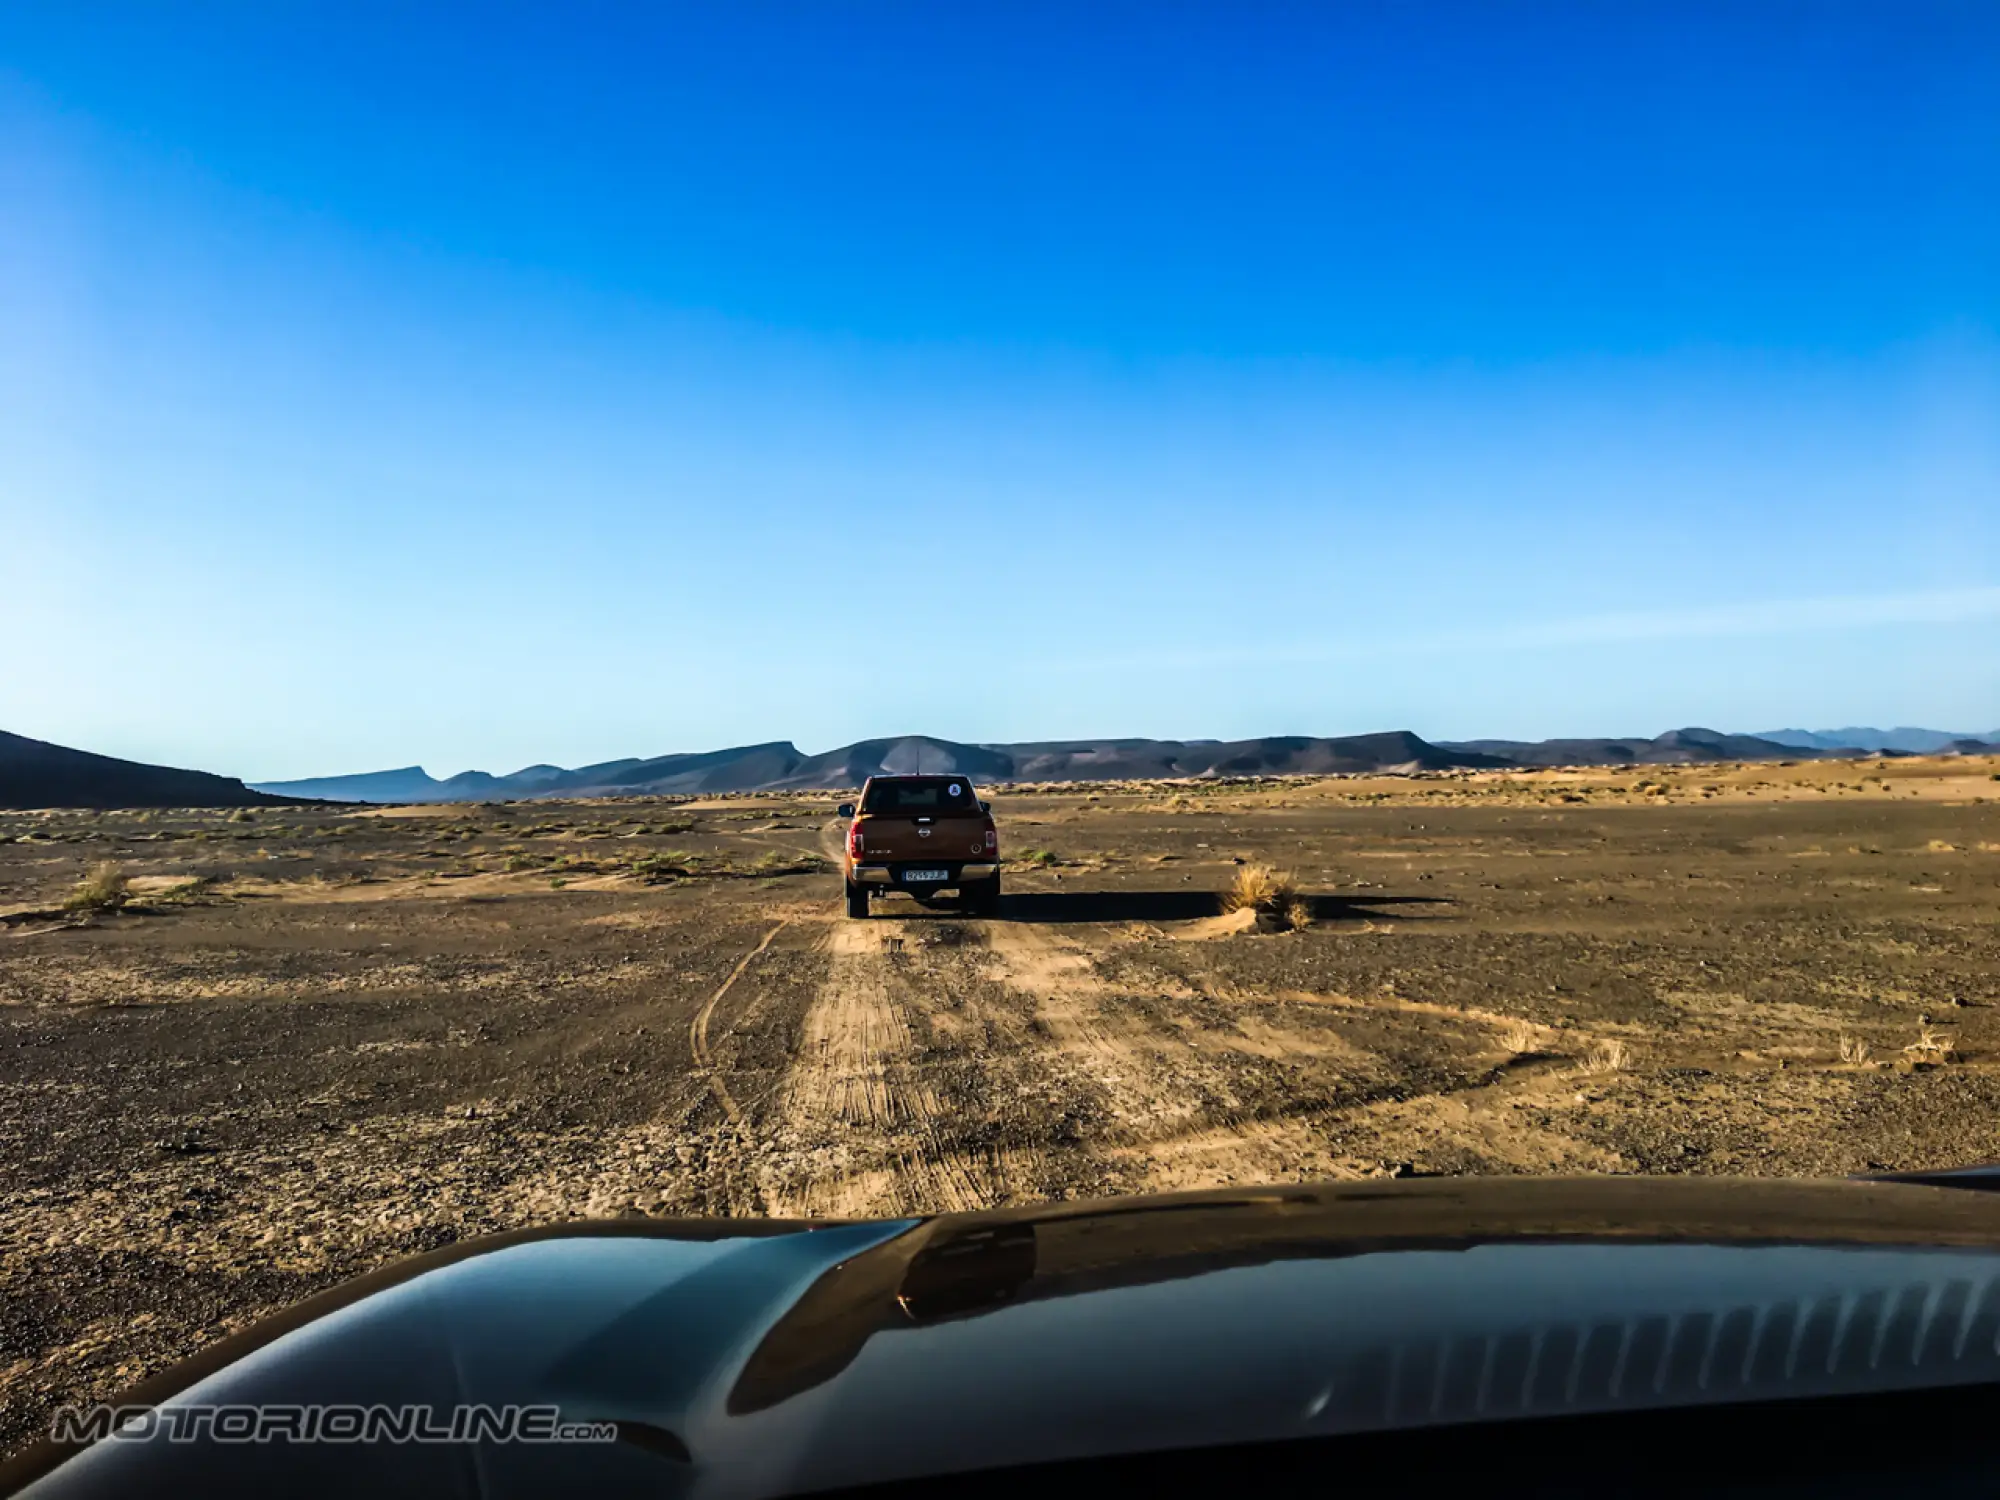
[964,874,1002,916]
[845,881,869,919]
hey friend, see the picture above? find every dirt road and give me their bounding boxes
[4,756,1999,1454]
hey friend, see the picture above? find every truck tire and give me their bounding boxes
[845,881,869,919]
[964,874,1002,916]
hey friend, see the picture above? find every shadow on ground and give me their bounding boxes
[874,889,1453,924]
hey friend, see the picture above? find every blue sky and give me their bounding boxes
[3,2,1996,780]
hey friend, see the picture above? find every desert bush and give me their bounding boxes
[1580,1038,1632,1073]
[1222,863,1290,913]
[1904,1024,1957,1063]
[1284,898,1314,931]
[743,851,830,877]
[1838,1035,1872,1066]
[1016,849,1059,867]
[157,876,213,903]
[1223,863,1302,920]
[1500,1019,1541,1056]
[63,861,130,911]
[631,850,703,883]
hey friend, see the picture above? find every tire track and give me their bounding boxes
[981,920,1368,1187]
[688,919,790,1127]
[759,919,1051,1219]
[981,922,1628,1184]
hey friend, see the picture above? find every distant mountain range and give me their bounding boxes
[249,724,2000,804]
[6,724,1994,811]
[250,731,1507,802]
[0,730,283,811]
[1440,726,2000,767]
[1752,726,2000,755]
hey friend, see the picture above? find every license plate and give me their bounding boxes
[900,869,949,884]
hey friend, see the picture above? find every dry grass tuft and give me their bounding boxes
[1838,1034,1873,1066]
[1223,865,1312,931]
[63,861,129,912]
[1499,1019,1541,1057]
[1579,1038,1632,1073]
[1222,863,1293,914]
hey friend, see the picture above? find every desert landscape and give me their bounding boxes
[3,753,1999,1454]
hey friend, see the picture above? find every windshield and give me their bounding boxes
[861,778,980,814]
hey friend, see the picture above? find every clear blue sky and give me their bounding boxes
[3,2,1996,780]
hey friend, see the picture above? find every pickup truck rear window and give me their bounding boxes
[862,779,979,814]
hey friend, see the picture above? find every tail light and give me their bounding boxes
[847,821,865,860]
[983,820,997,854]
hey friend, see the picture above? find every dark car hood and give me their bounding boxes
[17,1174,2000,1498]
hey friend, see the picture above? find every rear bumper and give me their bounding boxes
[853,863,999,886]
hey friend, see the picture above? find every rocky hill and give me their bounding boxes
[0,730,288,811]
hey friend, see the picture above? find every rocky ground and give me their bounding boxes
[3,754,1998,1456]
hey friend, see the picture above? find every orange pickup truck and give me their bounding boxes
[838,775,1001,918]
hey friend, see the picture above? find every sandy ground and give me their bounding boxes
[3,754,1998,1455]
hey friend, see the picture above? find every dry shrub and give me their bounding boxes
[1222,865,1313,931]
[1580,1038,1632,1073]
[1905,1025,1957,1063]
[63,861,129,912]
[1223,864,1296,915]
[1837,1035,1872,1066]
[1499,1019,1541,1057]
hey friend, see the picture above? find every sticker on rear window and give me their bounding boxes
[948,783,962,797]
